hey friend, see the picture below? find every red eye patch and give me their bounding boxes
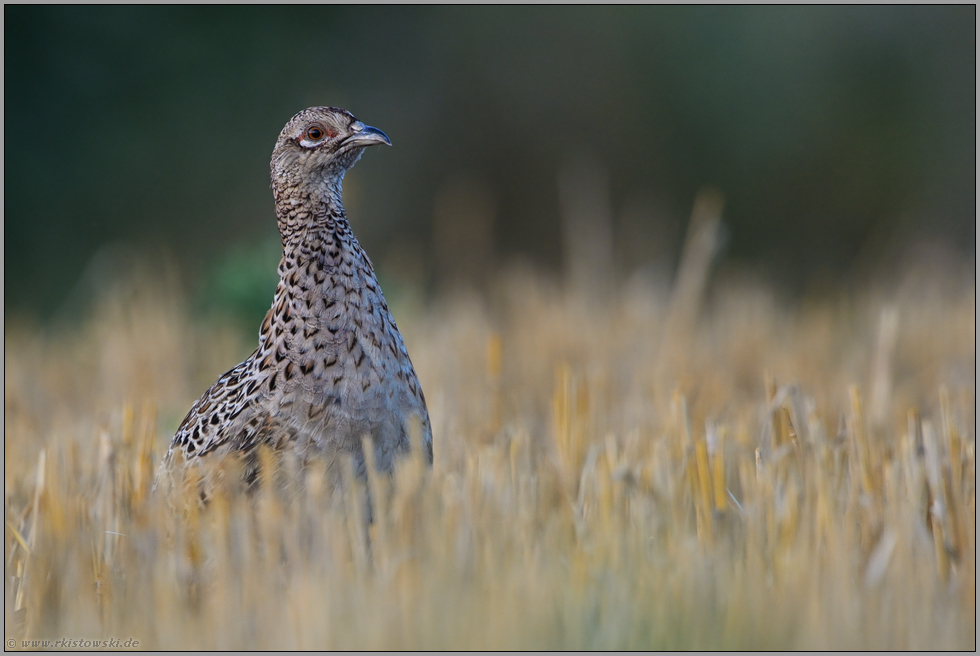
[305,125,338,141]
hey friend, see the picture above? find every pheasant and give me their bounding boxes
[156,107,432,497]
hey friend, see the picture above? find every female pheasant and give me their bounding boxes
[157,107,432,495]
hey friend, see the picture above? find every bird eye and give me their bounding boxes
[307,126,324,141]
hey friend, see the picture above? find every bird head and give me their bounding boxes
[271,107,391,195]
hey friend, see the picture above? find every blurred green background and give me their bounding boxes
[5,6,975,326]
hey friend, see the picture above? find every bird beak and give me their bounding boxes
[343,121,392,148]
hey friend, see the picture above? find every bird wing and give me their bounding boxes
[166,354,274,458]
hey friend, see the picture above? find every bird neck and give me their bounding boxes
[259,176,376,354]
[269,173,374,308]
[273,170,355,247]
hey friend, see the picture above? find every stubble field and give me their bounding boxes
[4,245,975,650]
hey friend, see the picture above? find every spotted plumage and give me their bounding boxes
[156,107,431,496]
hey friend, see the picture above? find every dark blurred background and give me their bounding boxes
[5,6,975,326]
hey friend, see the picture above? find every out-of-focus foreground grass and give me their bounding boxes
[4,241,975,649]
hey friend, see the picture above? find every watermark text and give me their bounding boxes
[6,637,140,650]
